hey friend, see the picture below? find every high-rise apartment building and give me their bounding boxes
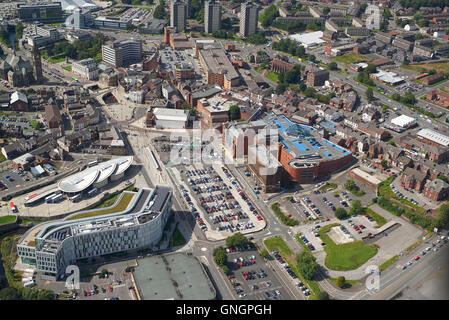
[239,2,258,38]
[102,40,142,68]
[204,0,221,34]
[170,0,188,33]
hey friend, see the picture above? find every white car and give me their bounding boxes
[239,293,247,298]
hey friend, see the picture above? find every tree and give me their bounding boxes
[225,232,249,248]
[304,87,316,98]
[276,83,287,94]
[392,93,401,101]
[328,61,338,70]
[366,88,374,101]
[100,268,108,276]
[381,160,388,169]
[365,64,377,74]
[0,287,21,300]
[434,203,449,229]
[336,276,346,288]
[344,179,356,191]
[153,4,166,19]
[316,291,330,300]
[259,249,269,259]
[229,105,241,120]
[296,250,318,280]
[335,208,349,220]
[437,175,449,183]
[349,200,363,216]
[37,289,56,300]
[322,7,330,15]
[213,248,228,266]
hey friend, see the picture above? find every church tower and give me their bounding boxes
[31,45,43,84]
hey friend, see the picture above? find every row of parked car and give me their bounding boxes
[179,184,208,232]
[299,234,316,251]
[391,184,419,205]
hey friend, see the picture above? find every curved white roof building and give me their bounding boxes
[60,0,97,12]
[58,156,133,193]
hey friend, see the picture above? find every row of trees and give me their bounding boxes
[44,33,106,61]
[259,5,279,28]
[153,0,166,20]
[391,91,416,105]
[399,0,449,10]
[0,287,56,300]
[245,31,268,45]
[272,38,308,59]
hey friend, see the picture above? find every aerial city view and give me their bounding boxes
[0,0,448,307]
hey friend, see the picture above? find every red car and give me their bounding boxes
[367,232,372,236]
[108,286,113,292]
[287,213,292,218]
[414,256,420,261]
[257,216,263,221]
[325,218,330,221]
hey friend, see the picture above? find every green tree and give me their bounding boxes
[328,61,338,70]
[213,248,228,266]
[296,250,318,280]
[259,248,269,259]
[100,269,108,276]
[381,160,388,169]
[229,105,241,120]
[322,7,330,15]
[335,208,349,220]
[366,88,374,101]
[349,200,363,216]
[434,203,449,229]
[225,232,249,248]
[316,291,330,300]
[304,87,316,98]
[0,287,21,300]
[37,289,56,300]
[153,4,166,19]
[336,276,346,288]
[344,179,356,191]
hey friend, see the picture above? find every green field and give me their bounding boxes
[0,152,6,163]
[67,193,134,221]
[402,62,449,74]
[365,207,387,228]
[63,65,72,71]
[379,255,398,271]
[319,224,378,271]
[0,215,16,225]
[319,183,338,191]
[333,53,371,65]
[266,72,279,83]
[271,202,299,226]
[264,237,321,299]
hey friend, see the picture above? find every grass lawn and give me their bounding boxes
[378,177,426,214]
[63,65,72,71]
[18,218,43,225]
[0,215,16,225]
[0,152,6,163]
[168,224,186,248]
[67,193,134,220]
[365,207,387,228]
[402,62,449,74]
[266,72,279,83]
[329,277,362,289]
[379,255,398,271]
[271,202,299,226]
[319,223,378,271]
[333,53,371,65]
[319,183,337,191]
[263,237,321,299]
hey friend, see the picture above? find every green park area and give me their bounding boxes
[0,216,16,225]
[264,237,323,299]
[332,53,371,65]
[67,192,134,221]
[402,62,449,74]
[266,72,279,83]
[319,224,378,271]
[271,202,299,226]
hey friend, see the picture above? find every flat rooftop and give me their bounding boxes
[265,113,351,166]
[133,253,216,300]
[198,48,239,81]
[417,128,449,147]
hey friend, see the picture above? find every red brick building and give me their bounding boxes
[422,179,449,201]
[400,167,428,191]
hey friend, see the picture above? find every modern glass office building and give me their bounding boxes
[17,186,173,280]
